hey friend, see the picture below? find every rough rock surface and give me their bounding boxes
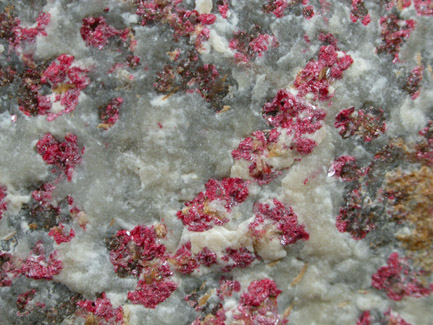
[0,0,432,324]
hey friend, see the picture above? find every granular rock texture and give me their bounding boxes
[0,0,432,324]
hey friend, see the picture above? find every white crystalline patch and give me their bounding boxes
[231,69,255,90]
[293,264,329,299]
[344,53,373,79]
[230,159,253,180]
[50,100,64,114]
[230,125,326,181]
[289,183,351,260]
[388,89,432,138]
[197,40,211,54]
[281,129,353,261]
[55,237,130,296]
[399,97,426,132]
[305,123,327,144]
[254,223,287,261]
[187,225,251,255]
[370,76,387,97]
[305,92,315,100]
[355,293,386,311]
[195,0,213,14]
[209,30,233,55]
[206,199,230,219]
[118,152,171,190]
[2,191,29,215]
[150,95,171,107]
[183,213,288,263]
[287,87,299,96]
[2,1,431,324]
[121,12,138,24]
[337,51,346,58]
[266,154,296,171]
[117,69,134,82]
[252,74,269,100]
[399,298,432,325]
[36,2,86,59]
[105,292,127,309]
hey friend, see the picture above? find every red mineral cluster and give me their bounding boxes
[134,0,216,49]
[263,0,312,19]
[335,106,386,142]
[189,278,286,324]
[32,183,56,207]
[262,89,326,133]
[377,14,415,63]
[98,97,124,130]
[48,223,76,244]
[108,225,167,276]
[234,279,285,324]
[294,45,353,101]
[107,224,177,308]
[18,242,63,280]
[229,25,278,63]
[217,0,229,18]
[16,289,38,316]
[4,11,50,53]
[171,241,199,274]
[80,16,129,50]
[40,54,90,121]
[221,247,257,272]
[251,199,309,245]
[328,155,362,181]
[177,178,248,232]
[414,0,433,15]
[217,277,241,299]
[0,251,14,287]
[77,292,124,324]
[263,0,289,17]
[404,65,423,100]
[127,261,177,308]
[372,252,433,301]
[196,247,218,267]
[153,51,230,107]
[350,0,371,26]
[231,129,282,184]
[0,185,7,220]
[357,309,411,325]
[36,133,84,182]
